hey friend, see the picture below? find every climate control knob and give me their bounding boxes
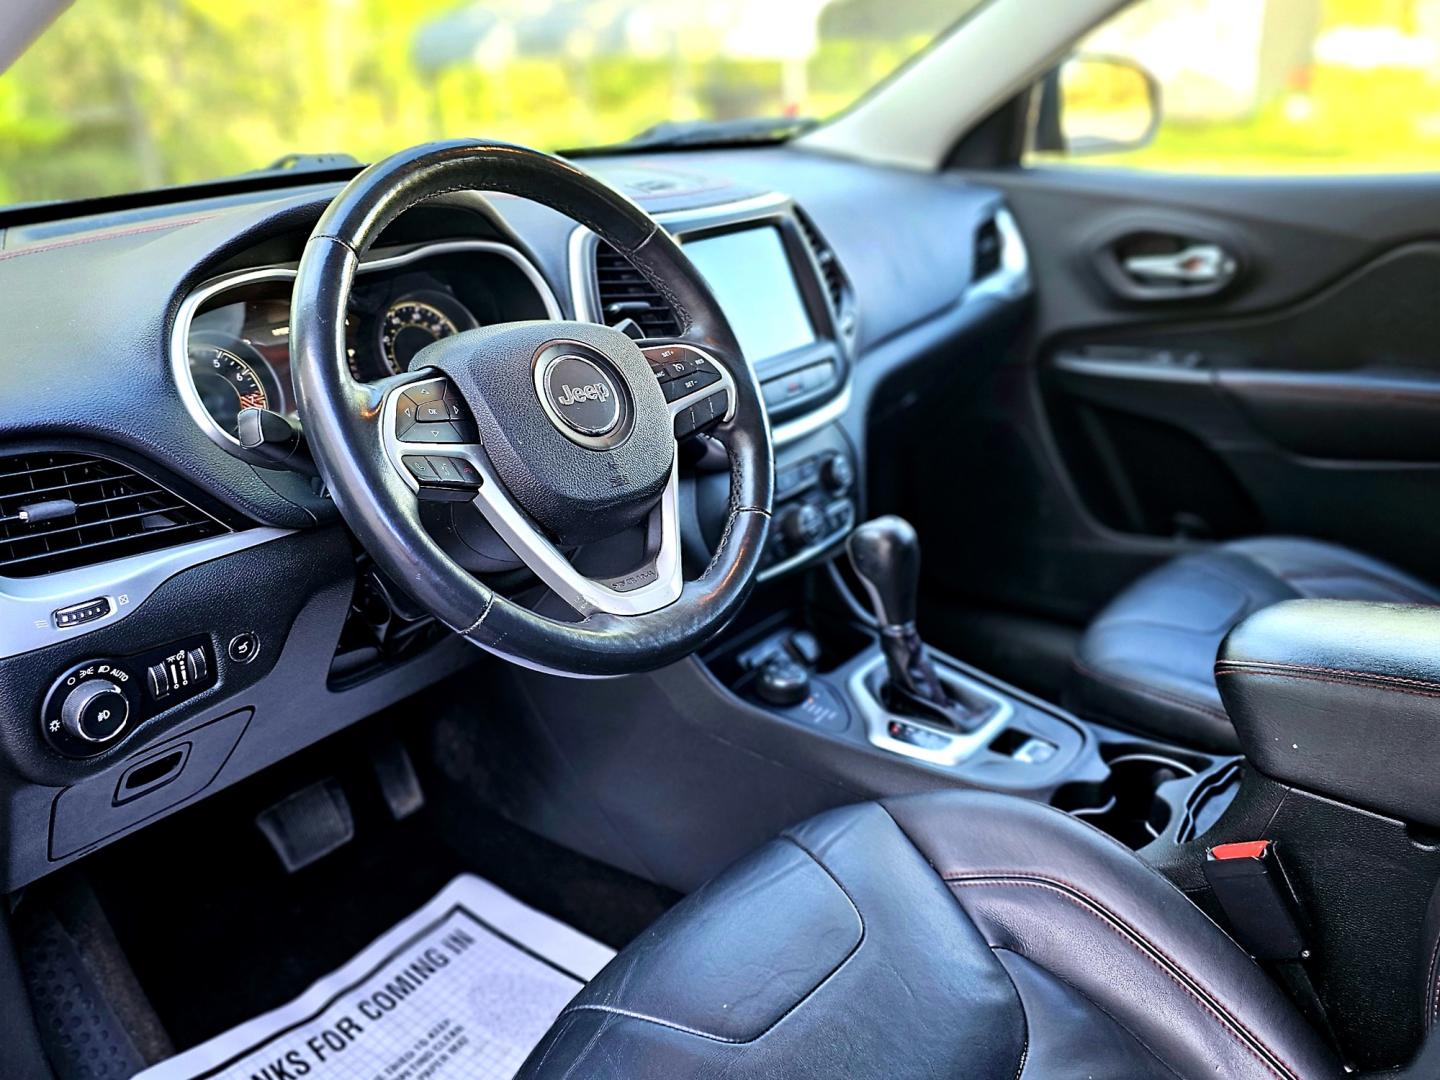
[779,502,826,549]
[59,679,129,744]
[820,452,854,495]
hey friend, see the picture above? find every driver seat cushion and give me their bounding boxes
[519,791,1341,1080]
[1066,537,1440,751]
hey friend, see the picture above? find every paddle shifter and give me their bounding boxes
[847,516,981,731]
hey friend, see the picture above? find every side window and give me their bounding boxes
[1026,0,1440,175]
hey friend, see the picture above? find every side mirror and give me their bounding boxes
[1032,53,1161,156]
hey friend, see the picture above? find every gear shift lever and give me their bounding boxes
[847,516,976,730]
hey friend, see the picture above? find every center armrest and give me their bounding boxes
[1216,598,1440,828]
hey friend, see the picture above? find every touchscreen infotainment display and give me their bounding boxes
[682,226,815,362]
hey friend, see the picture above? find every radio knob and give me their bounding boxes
[780,503,826,548]
[59,679,129,744]
[820,452,854,495]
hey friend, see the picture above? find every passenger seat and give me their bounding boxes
[1066,537,1440,751]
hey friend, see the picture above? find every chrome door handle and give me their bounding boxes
[1122,243,1236,285]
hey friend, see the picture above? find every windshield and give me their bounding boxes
[0,0,983,208]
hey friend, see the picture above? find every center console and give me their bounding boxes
[704,513,1236,854]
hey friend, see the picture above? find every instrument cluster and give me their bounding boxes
[181,242,554,440]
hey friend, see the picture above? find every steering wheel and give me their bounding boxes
[290,141,773,677]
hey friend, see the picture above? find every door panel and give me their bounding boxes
[912,167,1440,622]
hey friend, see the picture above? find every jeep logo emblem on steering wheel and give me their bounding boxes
[541,354,622,437]
[555,381,610,407]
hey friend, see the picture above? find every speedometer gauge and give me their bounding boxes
[189,343,269,436]
[379,295,473,373]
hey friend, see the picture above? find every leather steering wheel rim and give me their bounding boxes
[291,140,774,677]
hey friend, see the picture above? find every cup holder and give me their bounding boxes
[1052,746,1207,849]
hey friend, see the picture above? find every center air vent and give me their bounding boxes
[973,215,1003,282]
[0,452,228,577]
[795,207,851,318]
[593,242,681,337]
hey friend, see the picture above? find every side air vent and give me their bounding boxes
[795,207,851,317]
[593,242,681,337]
[973,215,1004,282]
[0,452,228,577]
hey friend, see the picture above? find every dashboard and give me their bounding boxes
[0,144,1027,892]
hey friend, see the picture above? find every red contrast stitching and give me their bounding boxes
[945,873,1303,1080]
[1215,660,1440,699]
[0,215,214,261]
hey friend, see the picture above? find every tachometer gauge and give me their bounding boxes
[189,343,269,436]
[379,295,472,373]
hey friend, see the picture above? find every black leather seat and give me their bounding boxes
[520,791,1343,1079]
[1067,537,1440,751]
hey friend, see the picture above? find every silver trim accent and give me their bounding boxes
[171,239,563,462]
[379,343,735,618]
[658,192,795,224]
[567,224,603,323]
[967,207,1030,305]
[1122,243,1234,285]
[847,653,1013,768]
[0,527,292,659]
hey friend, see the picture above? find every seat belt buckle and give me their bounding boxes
[1203,839,1309,962]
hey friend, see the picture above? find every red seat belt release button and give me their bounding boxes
[1210,839,1271,861]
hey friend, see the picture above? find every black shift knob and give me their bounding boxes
[847,515,921,629]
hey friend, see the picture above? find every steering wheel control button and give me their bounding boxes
[428,456,466,484]
[700,389,729,423]
[405,380,445,405]
[674,389,730,440]
[667,368,721,401]
[415,400,448,423]
[541,355,622,437]
[395,379,478,444]
[228,632,260,664]
[52,596,112,630]
[404,453,482,501]
[61,679,130,743]
[402,454,440,483]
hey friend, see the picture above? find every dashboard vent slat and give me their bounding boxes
[0,452,228,578]
[593,243,681,338]
[794,207,850,317]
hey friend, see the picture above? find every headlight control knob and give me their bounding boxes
[59,678,130,744]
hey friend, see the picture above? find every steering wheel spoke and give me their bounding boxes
[469,453,684,618]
